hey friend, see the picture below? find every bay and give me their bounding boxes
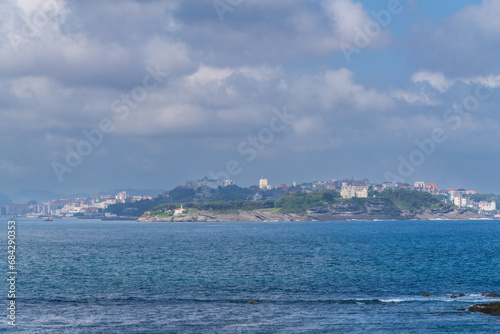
[2,219,500,333]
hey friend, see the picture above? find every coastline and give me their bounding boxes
[137,209,491,222]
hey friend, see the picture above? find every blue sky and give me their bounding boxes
[1,0,499,194]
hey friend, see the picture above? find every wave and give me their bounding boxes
[18,293,500,307]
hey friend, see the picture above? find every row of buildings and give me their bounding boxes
[185,177,234,190]
[2,177,498,217]
[1,192,154,218]
[255,178,497,213]
[448,190,496,212]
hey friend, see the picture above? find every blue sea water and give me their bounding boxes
[1,219,500,333]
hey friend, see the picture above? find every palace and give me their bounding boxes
[340,183,368,199]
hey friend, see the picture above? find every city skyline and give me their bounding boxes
[2,173,497,206]
[2,171,499,202]
[3,175,498,217]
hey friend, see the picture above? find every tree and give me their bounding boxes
[169,187,196,202]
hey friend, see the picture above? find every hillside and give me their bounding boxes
[140,189,486,222]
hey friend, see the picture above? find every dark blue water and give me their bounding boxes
[2,219,500,333]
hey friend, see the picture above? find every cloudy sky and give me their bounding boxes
[1,0,500,194]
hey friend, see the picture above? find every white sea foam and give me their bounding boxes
[380,298,405,303]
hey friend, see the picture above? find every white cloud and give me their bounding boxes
[454,0,500,36]
[1,0,499,192]
[390,89,438,106]
[0,159,33,177]
[289,116,342,152]
[461,74,500,88]
[410,70,500,94]
[142,36,193,76]
[324,0,375,43]
[411,70,454,93]
[291,68,393,112]
[407,0,500,77]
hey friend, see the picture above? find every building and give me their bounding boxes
[222,179,234,187]
[450,192,468,207]
[425,183,438,191]
[116,191,128,203]
[479,201,496,212]
[454,196,470,207]
[382,182,396,189]
[174,205,186,216]
[185,177,233,190]
[275,184,289,191]
[414,181,425,188]
[340,183,368,199]
[259,178,271,190]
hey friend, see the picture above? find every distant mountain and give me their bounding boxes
[7,188,164,204]
[9,190,72,204]
[98,188,164,197]
[0,193,12,207]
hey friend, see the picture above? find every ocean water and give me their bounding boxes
[2,219,500,333]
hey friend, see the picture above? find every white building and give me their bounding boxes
[414,181,425,188]
[222,179,234,187]
[259,178,271,190]
[479,201,496,211]
[116,191,128,203]
[451,194,471,208]
[174,205,186,216]
[185,177,233,190]
[340,183,368,199]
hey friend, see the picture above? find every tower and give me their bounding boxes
[259,178,268,190]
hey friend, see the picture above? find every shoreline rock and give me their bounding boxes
[486,293,500,298]
[138,208,489,222]
[138,199,490,223]
[468,302,500,316]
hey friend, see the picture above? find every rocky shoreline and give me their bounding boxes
[138,199,490,222]
[469,302,500,316]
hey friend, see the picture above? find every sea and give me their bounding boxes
[1,218,500,333]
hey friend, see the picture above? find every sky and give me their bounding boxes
[1,0,500,194]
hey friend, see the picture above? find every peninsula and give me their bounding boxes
[138,189,489,222]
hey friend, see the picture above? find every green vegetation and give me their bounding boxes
[106,185,256,216]
[377,189,449,211]
[466,193,500,203]
[209,185,253,201]
[111,187,460,218]
[168,187,196,201]
[274,190,340,213]
[106,197,170,217]
[261,188,286,200]
[150,200,276,215]
[343,197,369,212]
